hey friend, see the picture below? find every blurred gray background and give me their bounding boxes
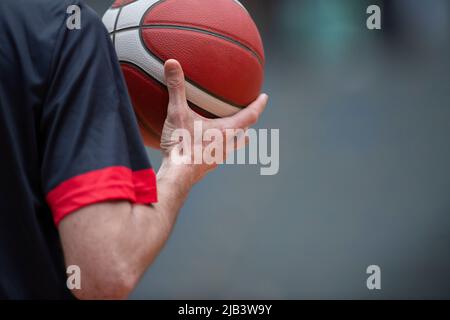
[87,0,450,299]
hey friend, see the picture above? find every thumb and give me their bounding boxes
[164,59,187,108]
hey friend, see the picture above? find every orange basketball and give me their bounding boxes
[103,0,265,148]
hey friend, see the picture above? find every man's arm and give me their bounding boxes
[58,60,268,299]
[59,159,192,300]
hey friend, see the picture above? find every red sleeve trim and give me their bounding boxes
[46,166,158,226]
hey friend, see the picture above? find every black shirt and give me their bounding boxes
[0,0,157,299]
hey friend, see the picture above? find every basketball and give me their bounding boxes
[103,0,265,148]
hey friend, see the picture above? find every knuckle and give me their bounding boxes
[248,110,259,124]
[166,77,184,89]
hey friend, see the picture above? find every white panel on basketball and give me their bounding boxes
[115,0,162,31]
[114,29,241,118]
[101,7,119,33]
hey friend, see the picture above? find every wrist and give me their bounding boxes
[157,156,197,187]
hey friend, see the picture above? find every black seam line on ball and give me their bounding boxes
[123,63,219,121]
[110,24,264,67]
[112,6,124,46]
[110,0,164,43]
[121,62,221,121]
[119,61,243,119]
[120,55,246,110]
[143,24,264,67]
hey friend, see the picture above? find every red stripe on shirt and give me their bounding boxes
[46,166,158,226]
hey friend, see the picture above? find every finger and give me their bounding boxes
[164,59,187,109]
[220,94,269,129]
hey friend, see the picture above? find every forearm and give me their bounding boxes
[155,156,195,215]
[60,157,197,299]
[127,158,195,271]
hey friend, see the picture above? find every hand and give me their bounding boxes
[159,59,268,185]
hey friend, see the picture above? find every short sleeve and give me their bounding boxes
[41,2,157,226]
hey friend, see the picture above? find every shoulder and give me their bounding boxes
[0,0,103,32]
